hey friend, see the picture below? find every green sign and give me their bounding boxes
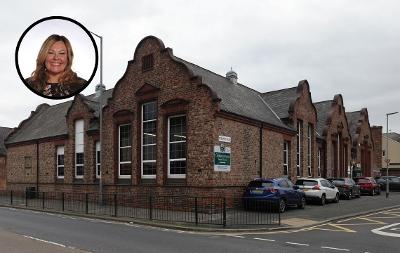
[215,152,231,165]
[214,146,231,172]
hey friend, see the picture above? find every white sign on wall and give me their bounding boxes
[218,135,231,143]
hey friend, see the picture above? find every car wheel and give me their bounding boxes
[377,188,381,195]
[298,197,306,209]
[333,193,339,203]
[320,194,326,206]
[279,199,286,213]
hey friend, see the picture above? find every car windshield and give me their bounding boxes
[248,181,274,188]
[356,179,370,183]
[332,179,345,184]
[295,180,317,186]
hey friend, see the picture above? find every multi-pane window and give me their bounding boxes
[307,124,312,177]
[57,146,65,179]
[318,149,321,177]
[75,119,84,179]
[283,141,289,176]
[96,141,101,179]
[142,102,157,178]
[142,54,154,71]
[168,115,187,178]
[296,120,303,177]
[119,124,132,179]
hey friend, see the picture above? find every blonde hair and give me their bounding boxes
[30,34,78,91]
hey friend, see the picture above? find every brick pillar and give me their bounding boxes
[371,126,383,176]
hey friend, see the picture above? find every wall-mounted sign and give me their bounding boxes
[214,145,231,172]
[218,135,231,143]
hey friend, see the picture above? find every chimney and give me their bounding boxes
[226,68,238,84]
[95,83,106,98]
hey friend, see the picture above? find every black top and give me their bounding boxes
[25,77,87,98]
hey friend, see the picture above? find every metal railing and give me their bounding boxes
[0,190,280,227]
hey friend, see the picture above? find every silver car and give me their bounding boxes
[295,178,340,205]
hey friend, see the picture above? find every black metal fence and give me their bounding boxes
[0,190,280,227]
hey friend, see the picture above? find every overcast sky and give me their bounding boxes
[1,0,399,134]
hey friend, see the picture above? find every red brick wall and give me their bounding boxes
[371,126,383,174]
[291,81,318,178]
[353,109,374,176]
[0,156,6,190]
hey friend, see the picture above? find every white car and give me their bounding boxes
[295,178,339,205]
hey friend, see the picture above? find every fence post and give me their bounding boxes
[62,192,65,212]
[223,197,227,228]
[85,193,89,214]
[42,192,45,210]
[25,190,28,207]
[195,197,198,226]
[149,195,153,220]
[10,190,13,206]
[114,193,118,217]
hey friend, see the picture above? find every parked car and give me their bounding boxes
[328,178,361,199]
[243,178,306,213]
[376,176,400,191]
[295,178,339,205]
[354,177,381,196]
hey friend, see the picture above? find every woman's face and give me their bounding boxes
[45,41,68,79]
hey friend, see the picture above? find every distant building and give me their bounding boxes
[382,132,400,176]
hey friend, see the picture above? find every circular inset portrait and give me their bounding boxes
[15,16,98,99]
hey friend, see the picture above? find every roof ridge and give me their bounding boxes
[174,56,262,95]
[314,100,332,104]
[257,95,282,122]
[263,86,297,95]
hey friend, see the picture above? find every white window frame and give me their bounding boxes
[307,124,312,177]
[75,119,84,179]
[283,141,289,176]
[119,124,132,179]
[141,102,157,179]
[168,115,187,179]
[296,120,302,177]
[96,141,101,179]
[57,146,65,179]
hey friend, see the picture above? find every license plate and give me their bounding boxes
[303,189,309,192]
[251,189,263,194]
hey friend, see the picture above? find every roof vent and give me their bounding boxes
[226,68,238,84]
[95,83,106,98]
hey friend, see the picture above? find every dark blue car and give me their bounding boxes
[243,178,306,213]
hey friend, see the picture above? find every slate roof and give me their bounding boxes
[346,111,361,140]
[383,132,400,143]
[314,100,333,137]
[0,127,13,156]
[6,89,113,144]
[261,87,298,119]
[175,57,293,131]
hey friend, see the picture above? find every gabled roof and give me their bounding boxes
[261,87,298,119]
[346,110,361,140]
[6,89,113,145]
[174,57,293,131]
[383,132,400,143]
[0,127,13,155]
[314,100,333,137]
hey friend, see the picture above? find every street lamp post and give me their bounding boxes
[90,31,104,198]
[386,112,398,198]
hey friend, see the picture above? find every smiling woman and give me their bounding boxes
[25,34,87,97]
